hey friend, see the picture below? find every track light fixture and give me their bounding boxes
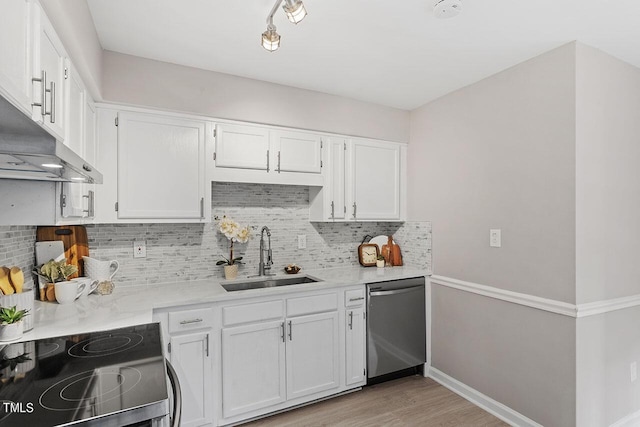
[261,0,307,52]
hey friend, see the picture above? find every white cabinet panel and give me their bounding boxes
[345,307,366,386]
[117,112,207,220]
[215,123,269,170]
[0,0,32,113]
[32,4,67,140]
[170,331,213,427]
[352,139,401,221]
[222,321,286,418]
[286,311,340,400]
[271,130,322,174]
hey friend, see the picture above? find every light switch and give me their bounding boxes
[298,235,307,249]
[490,229,501,248]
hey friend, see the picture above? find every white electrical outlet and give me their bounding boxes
[298,235,307,249]
[490,229,501,248]
[134,241,147,258]
[631,362,637,382]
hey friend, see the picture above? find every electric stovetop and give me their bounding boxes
[0,323,169,426]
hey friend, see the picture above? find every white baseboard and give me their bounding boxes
[428,367,543,427]
[610,409,640,427]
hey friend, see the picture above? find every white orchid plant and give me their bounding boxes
[215,216,251,266]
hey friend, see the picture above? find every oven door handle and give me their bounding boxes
[166,358,182,427]
[369,287,420,297]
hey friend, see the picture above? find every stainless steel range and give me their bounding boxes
[0,323,180,426]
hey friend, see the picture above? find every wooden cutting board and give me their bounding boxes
[36,225,89,278]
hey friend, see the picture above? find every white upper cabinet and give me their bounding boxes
[310,138,406,222]
[270,130,322,174]
[31,2,67,141]
[0,0,33,114]
[213,123,323,186]
[351,139,402,221]
[116,111,210,220]
[215,123,270,170]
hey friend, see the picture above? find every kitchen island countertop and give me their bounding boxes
[23,265,428,342]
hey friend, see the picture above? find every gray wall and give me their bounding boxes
[574,44,640,426]
[410,43,579,425]
[408,43,577,303]
[101,51,410,143]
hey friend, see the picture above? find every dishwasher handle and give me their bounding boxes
[369,287,421,297]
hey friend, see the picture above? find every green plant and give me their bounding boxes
[377,254,385,261]
[0,306,29,325]
[39,259,78,283]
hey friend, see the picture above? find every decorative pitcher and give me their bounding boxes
[82,256,119,281]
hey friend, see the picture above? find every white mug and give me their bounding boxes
[54,281,86,304]
[83,256,120,281]
[71,277,99,298]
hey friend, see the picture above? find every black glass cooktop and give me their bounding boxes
[0,323,169,426]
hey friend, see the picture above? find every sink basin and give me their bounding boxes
[222,276,319,292]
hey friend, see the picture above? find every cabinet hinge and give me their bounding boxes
[168,342,171,353]
[114,202,119,212]
[320,139,323,149]
[115,117,119,127]
[320,160,323,168]
[213,128,217,138]
[213,152,216,161]
[60,194,66,208]
[344,206,347,214]
[344,143,347,151]
[64,67,68,80]
[364,368,366,376]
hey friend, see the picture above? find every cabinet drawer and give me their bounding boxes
[287,293,338,317]
[168,307,214,333]
[223,300,284,327]
[345,288,365,307]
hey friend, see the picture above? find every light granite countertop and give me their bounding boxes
[19,265,428,342]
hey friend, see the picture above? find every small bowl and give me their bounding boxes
[284,265,301,274]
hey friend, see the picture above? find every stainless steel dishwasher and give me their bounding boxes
[367,276,426,381]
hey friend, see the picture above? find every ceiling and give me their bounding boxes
[86,0,640,110]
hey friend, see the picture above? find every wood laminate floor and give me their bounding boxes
[244,375,509,426]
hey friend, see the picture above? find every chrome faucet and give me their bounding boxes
[258,226,274,276]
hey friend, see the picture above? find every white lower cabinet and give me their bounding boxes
[286,312,340,400]
[170,331,213,427]
[345,306,366,386]
[221,320,286,418]
[154,306,215,427]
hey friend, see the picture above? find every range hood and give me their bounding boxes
[0,95,102,184]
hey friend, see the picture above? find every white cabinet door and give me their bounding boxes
[170,331,213,427]
[328,137,348,220]
[215,123,270,171]
[117,112,207,220]
[222,321,286,418]
[352,139,401,221]
[0,0,32,113]
[32,4,67,140]
[270,130,322,174]
[286,312,340,400]
[345,307,366,386]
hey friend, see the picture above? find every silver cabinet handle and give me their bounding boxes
[205,334,210,357]
[200,197,204,219]
[83,190,95,217]
[330,201,335,219]
[32,70,47,116]
[352,202,357,219]
[281,322,285,342]
[277,151,281,173]
[179,318,203,325]
[349,297,364,301]
[348,311,353,330]
[49,81,56,123]
[266,150,270,172]
[288,320,292,341]
[369,287,421,297]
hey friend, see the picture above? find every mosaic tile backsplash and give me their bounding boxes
[0,183,432,287]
